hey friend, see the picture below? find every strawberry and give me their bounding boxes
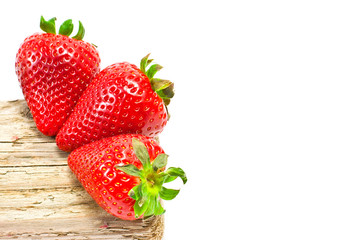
[56,54,174,152]
[67,134,187,220]
[15,16,101,136]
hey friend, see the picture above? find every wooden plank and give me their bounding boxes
[0,100,164,239]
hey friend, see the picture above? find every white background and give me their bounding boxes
[1,0,360,239]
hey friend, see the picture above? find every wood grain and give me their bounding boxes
[0,100,164,239]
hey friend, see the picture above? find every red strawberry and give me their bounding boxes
[68,134,187,220]
[15,16,101,136]
[56,54,174,151]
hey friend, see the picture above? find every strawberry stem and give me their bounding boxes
[146,64,163,79]
[139,54,175,107]
[40,16,56,34]
[72,21,85,40]
[59,19,74,36]
[40,16,86,40]
[116,138,187,218]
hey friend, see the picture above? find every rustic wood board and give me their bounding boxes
[0,100,164,239]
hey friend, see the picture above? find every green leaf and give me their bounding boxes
[117,140,187,218]
[72,20,85,40]
[136,182,147,200]
[146,64,163,80]
[40,16,56,34]
[132,138,151,169]
[163,175,177,183]
[133,202,143,217]
[151,78,175,100]
[153,198,165,215]
[152,154,168,171]
[129,183,144,201]
[158,83,175,99]
[59,19,74,36]
[128,186,138,200]
[127,186,151,218]
[151,78,172,91]
[163,99,171,107]
[164,167,187,184]
[138,54,174,110]
[159,187,180,200]
[134,196,150,218]
[143,196,156,217]
[146,59,154,68]
[115,164,141,177]
[140,53,151,73]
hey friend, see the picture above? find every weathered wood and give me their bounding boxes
[0,100,164,239]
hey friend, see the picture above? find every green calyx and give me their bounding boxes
[40,16,85,40]
[116,138,187,218]
[140,54,175,107]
